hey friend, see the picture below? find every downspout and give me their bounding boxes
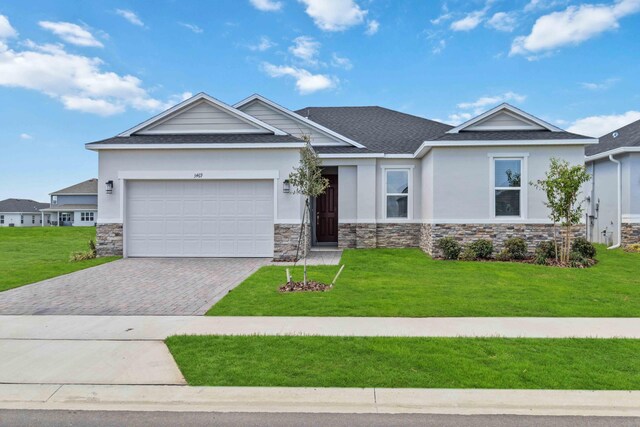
[608,154,621,249]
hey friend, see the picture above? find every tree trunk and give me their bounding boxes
[303,197,309,287]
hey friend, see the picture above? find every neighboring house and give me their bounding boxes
[0,199,50,227]
[40,179,98,227]
[86,92,596,259]
[586,118,640,247]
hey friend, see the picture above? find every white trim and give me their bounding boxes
[233,94,366,148]
[413,139,596,158]
[117,170,280,180]
[585,147,640,161]
[623,214,640,224]
[424,218,553,225]
[136,129,273,135]
[319,153,385,159]
[86,142,306,151]
[118,93,287,137]
[446,103,564,134]
[381,166,414,221]
[489,155,528,220]
[49,193,97,196]
[41,208,97,212]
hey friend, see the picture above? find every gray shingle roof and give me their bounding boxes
[433,130,589,141]
[87,134,303,146]
[295,106,453,154]
[0,199,49,213]
[586,118,640,156]
[51,179,98,195]
[41,204,97,212]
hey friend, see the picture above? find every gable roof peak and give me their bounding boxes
[447,103,563,134]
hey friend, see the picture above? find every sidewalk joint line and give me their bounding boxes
[45,384,63,403]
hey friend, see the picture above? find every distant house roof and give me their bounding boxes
[586,118,640,156]
[0,199,49,213]
[41,204,97,212]
[50,179,98,196]
[86,134,303,146]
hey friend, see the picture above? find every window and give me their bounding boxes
[385,169,410,219]
[493,158,522,217]
[52,196,57,205]
[0,215,3,224]
[60,212,72,222]
[81,212,94,222]
[32,216,35,224]
[20,215,24,224]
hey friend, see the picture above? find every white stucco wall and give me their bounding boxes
[338,166,357,221]
[97,148,303,224]
[0,213,44,227]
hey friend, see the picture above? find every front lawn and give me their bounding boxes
[208,246,640,317]
[166,335,640,390]
[0,227,119,292]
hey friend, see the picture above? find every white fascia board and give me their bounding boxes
[49,193,97,196]
[318,153,385,159]
[86,142,306,151]
[414,139,597,158]
[118,92,287,137]
[585,147,640,162]
[234,94,366,148]
[424,218,554,225]
[446,103,564,134]
[117,170,279,180]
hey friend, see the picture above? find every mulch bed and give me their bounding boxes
[279,281,333,292]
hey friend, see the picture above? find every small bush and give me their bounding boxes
[569,251,591,268]
[469,239,493,259]
[535,240,557,264]
[496,249,512,261]
[69,239,97,262]
[625,243,640,253]
[437,237,461,260]
[571,237,596,259]
[458,246,477,261]
[503,237,527,260]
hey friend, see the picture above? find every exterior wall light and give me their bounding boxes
[105,180,114,194]
[283,179,291,193]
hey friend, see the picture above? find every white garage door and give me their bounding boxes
[126,180,274,257]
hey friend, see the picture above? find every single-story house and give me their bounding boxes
[86,92,597,259]
[0,199,50,227]
[586,118,640,247]
[40,179,98,227]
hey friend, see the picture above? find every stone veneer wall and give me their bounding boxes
[421,223,585,257]
[338,223,357,249]
[376,223,421,248]
[622,223,640,245]
[355,224,377,248]
[274,224,309,261]
[96,223,123,257]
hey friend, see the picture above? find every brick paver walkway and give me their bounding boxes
[0,258,270,315]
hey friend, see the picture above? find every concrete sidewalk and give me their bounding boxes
[3,315,640,340]
[1,384,640,416]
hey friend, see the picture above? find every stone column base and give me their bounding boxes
[96,223,123,257]
[338,223,357,249]
[274,223,309,261]
[622,223,640,245]
[355,224,377,248]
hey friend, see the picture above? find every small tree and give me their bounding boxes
[288,141,329,285]
[532,158,591,264]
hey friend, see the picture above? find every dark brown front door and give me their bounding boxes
[315,174,338,243]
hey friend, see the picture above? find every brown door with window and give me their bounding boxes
[315,174,338,243]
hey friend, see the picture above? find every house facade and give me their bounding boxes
[87,93,596,259]
[586,118,640,247]
[40,179,98,227]
[0,199,50,227]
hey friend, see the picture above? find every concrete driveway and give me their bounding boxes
[0,258,270,315]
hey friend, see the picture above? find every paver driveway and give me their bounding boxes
[0,258,270,315]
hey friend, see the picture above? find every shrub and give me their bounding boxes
[503,237,527,260]
[458,246,477,261]
[437,237,461,260]
[70,239,97,262]
[469,239,493,259]
[496,249,512,261]
[569,251,591,268]
[534,240,557,265]
[571,237,596,259]
[625,243,640,253]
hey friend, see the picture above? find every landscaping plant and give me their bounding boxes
[625,243,640,253]
[69,239,97,262]
[503,237,527,260]
[436,237,461,260]
[571,237,597,259]
[532,158,591,265]
[469,239,493,259]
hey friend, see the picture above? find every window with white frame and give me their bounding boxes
[0,215,3,224]
[385,169,410,219]
[52,196,57,205]
[493,158,523,217]
[81,212,94,222]
[32,216,35,224]
[20,215,24,224]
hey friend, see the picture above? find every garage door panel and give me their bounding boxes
[126,180,274,257]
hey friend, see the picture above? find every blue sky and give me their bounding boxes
[1,0,639,201]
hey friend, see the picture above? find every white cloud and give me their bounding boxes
[299,0,367,31]
[447,112,473,125]
[249,0,283,12]
[567,111,640,137]
[38,21,104,48]
[486,12,518,32]
[457,91,526,111]
[0,15,18,39]
[511,0,640,56]
[20,133,32,140]
[289,36,321,65]
[115,9,144,27]
[432,39,446,54]
[179,22,203,33]
[248,36,275,51]
[0,37,179,116]
[450,10,486,31]
[365,20,379,35]
[262,62,337,94]
[524,0,569,13]
[331,53,352,70]
[580,77,620,90]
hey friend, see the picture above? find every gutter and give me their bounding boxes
[608,154,622,249]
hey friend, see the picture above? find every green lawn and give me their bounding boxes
[208,246,640,317]
[0,227,119,292]
[166,335,640,390]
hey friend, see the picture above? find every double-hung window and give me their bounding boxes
[0,215,3,224]
[493,158,523,217]
[385,169,410,219]
[81,212,94,222]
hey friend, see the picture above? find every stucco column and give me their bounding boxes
[356,163,377,248]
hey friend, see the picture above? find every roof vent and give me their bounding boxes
[612,132,619,138]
